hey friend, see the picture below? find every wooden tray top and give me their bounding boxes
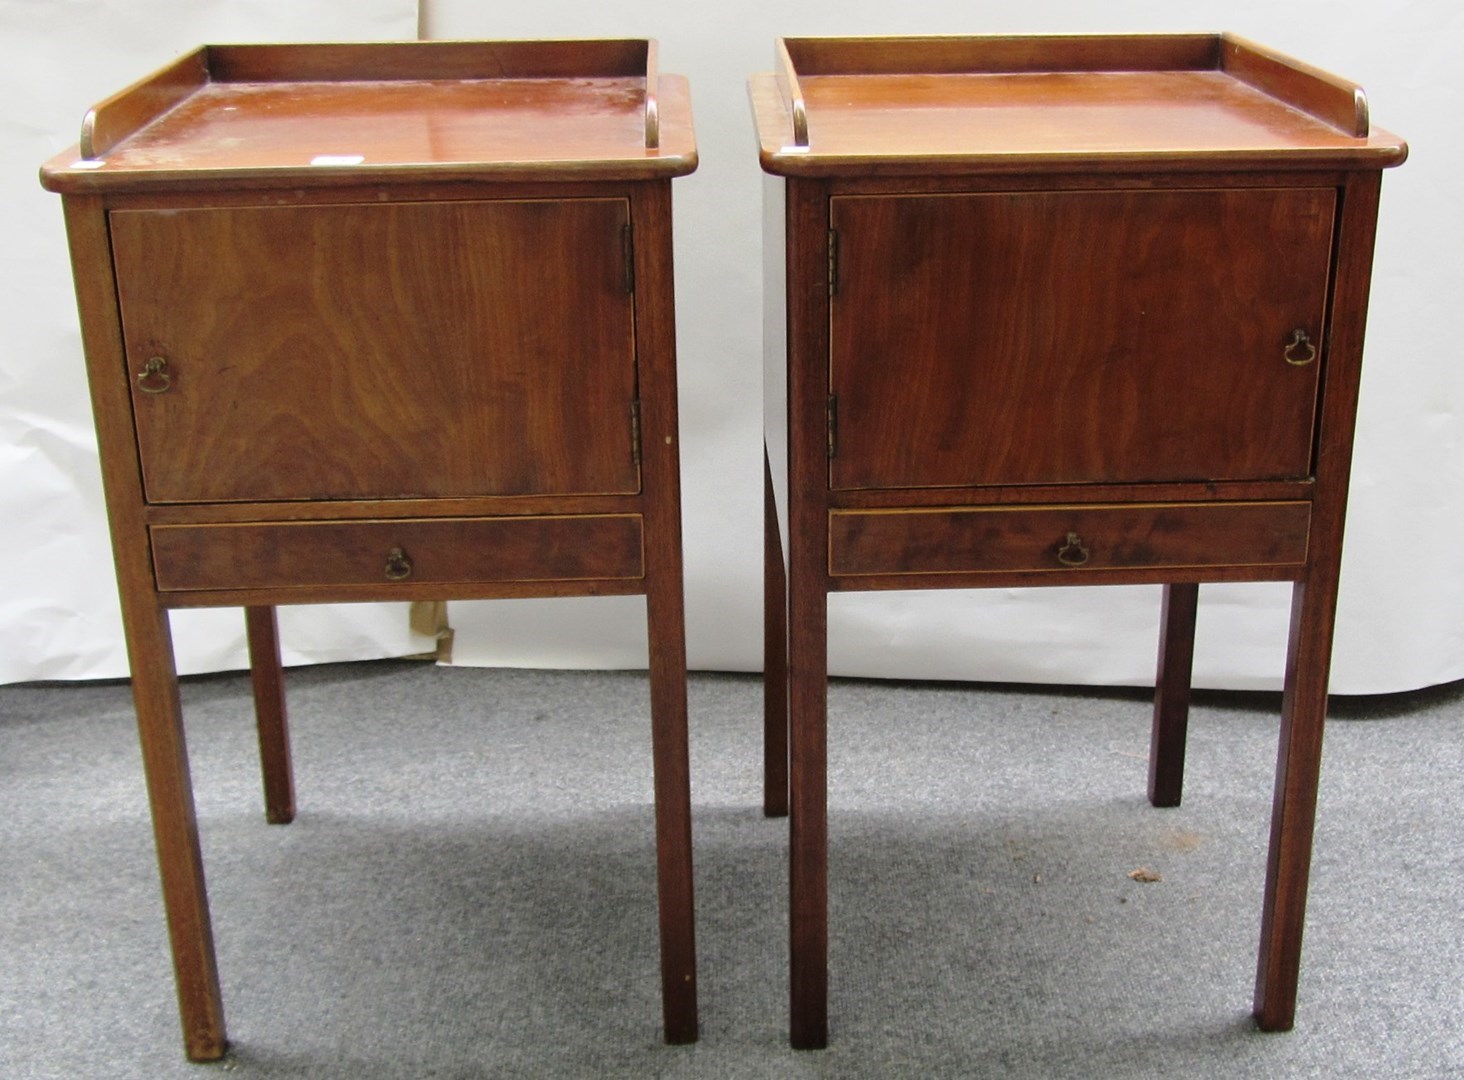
[41,39,696,192]
[749,33,1406,175]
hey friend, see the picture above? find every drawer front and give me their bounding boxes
[152,515,643,592]
[111,198,638,503]
[829,502,1311,578]
[829,188,1336,490]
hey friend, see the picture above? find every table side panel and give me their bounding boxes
[763,173,791,556]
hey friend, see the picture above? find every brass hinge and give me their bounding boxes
[826,394,838,458]
[621,222,635,293]
[631,399,643,466]
[827,228,839,296]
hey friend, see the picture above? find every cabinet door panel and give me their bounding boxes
[112,198,637,502]
[830,188,1335,490]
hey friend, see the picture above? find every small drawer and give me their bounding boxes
[152,515,644,592]
[829,502,1311,578]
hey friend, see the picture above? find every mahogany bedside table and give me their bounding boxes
[749,33,1406,1048]
[41,40,698,1059]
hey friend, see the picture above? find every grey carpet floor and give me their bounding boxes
[1,662,1459,1079]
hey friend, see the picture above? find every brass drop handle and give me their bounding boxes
[1057,531,1089,567]
[384,547,412,581]
[1284,329,1317,366]
[137,356,172,394]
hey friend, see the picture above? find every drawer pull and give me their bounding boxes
[384,546,412,581]
[1057,531,1089,567]
[1284,329,1317,366]
[137,356,172,394]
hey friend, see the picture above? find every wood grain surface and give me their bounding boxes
[47,40,701,1057]
[43,41,695,190]
[830,187,1336,489]
[151,515,645,592]
[828,501,1312,577]
[112,197,638,502]
[755,36,1403,1049]
[748,32,1406,177]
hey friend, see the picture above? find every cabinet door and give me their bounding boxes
[829,188,1336,490]
[111,198,637,502]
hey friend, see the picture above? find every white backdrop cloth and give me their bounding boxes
[5,0,1460,693]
